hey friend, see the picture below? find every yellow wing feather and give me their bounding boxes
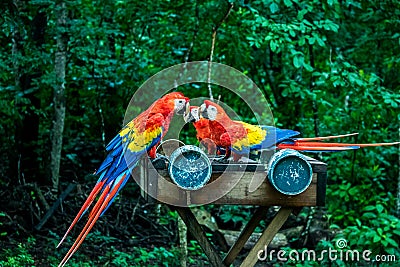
[231,121,266,149]
[119,114,164,153]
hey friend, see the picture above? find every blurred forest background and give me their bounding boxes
[0,0,399,266]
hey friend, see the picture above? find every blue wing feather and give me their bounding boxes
[247,126,300,151]
[230,125,300,155]
[100,169,131,216]
[93,124,163,218]
[258,126,300,149]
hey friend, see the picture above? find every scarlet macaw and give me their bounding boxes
[57,92,190,267]
[199,100,399,161]
[184,106,217,153]
[185,105,294,158]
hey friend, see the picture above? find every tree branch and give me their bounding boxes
[207,2,233,100]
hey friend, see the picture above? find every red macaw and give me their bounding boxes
[57,92,190,267]
[199,100,399,161]
[184,106,217,153]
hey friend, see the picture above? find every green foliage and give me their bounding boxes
[98,245,181,267]
[219,205,252,226]
[341,213,400,257]
[328,200,400,257]
[0,237,36,267]
[0,212,7,237]
[187,240,210,264]
[0,235,206,267]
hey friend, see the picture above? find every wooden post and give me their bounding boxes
[173,206,225,267]
[223,206,269,265]
[240,207,293,267]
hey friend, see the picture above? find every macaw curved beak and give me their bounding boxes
[200,103,209,119]
[176,100,190,116]
[184,111,196,123]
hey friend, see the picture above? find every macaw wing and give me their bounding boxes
[228,123,298,154]
[82,113,164,217]
[233,123,299,152]
[257,126,300,149]
[57,113,164,267]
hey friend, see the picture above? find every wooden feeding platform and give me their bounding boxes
[135,152,327,267]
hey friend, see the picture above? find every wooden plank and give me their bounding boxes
[223,206,269,266]
[173,206,225,267]
[211,162,266,173]
[135,158,166,204]
[240,207,293,267]
[139,157,326,207]
[192,173,318,206]
[144,171,319,206]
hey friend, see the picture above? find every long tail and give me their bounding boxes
[57,171,130,267]
[296,133,359,141]
[56,178,106,248]
[278,133,399,152]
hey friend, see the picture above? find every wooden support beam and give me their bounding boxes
[240,207,293,267]
[173,206,225,267]
[223,206,269,265]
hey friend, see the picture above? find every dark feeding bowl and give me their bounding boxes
[168,145,212,190]
[267,149,312,195]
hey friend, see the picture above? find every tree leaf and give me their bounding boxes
[270,2,279,14]
[270,40,278,52]
[293,55,304,68]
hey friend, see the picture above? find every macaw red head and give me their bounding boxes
[184,106,200,123]
[200,100,227,121]
[160,92,190,115]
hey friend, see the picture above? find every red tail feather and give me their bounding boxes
[278,139,399,151]
[57,180,105,248]
[58,175,126,267]
[58,184,111,267]
[290,140,400,147]
[277,144,357,151]
[296,133,359,141]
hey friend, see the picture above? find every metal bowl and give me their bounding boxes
[168,145,212,190]
[267,149,312,195]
